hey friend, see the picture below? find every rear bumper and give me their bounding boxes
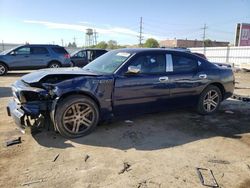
[7,99,26,132]
[62,59,73,67]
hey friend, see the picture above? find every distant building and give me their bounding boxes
[160,39,229,48]
[235,23,250,46]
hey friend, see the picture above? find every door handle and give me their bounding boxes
[159,76,169,83]
[199,74,207,79]
[24,55,29,58]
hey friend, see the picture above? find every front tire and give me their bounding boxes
[0,63,7,76]
[197,85,222,115]
[55,95,99,138]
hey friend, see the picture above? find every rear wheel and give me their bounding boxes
[49,62,61,68]
[197,85,222,115]
[55,95,99,138]
[0,63,7,76]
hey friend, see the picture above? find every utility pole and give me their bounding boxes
[201,24,208,47]
[61,39,64,47]
[2,40,4,51]
[138,17,143,47]
[201,23,208,53]
[94,30,98,45]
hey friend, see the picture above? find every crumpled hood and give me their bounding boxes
[21,67,98,84]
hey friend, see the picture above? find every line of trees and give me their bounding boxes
[89,40,126,49]
[67,38,160,49]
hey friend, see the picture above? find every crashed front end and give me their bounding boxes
[7,79,53,133]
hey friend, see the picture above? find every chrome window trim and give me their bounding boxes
[166,54,173,72]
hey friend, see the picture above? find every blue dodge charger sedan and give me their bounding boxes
[7,48,234,138]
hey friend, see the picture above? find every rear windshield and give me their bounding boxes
[52,47,68,54]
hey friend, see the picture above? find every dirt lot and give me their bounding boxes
[0,71,250,188]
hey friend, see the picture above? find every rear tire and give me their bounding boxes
[197,85,222,115]
[48,62,61,68]
[55,95,99,138]
[0,63,7,76]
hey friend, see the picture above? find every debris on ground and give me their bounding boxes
[247,164,250,170]
[118,162,131,174]
[225,110,234,114]
[52,154,60,162]
[125,120,134,124]
[5,137,21,147]
[137,179,161,188]
[137,180,147,188]
[84,154,90,162]
[21,179,44,186]
[208,159,230,164]
[231,94,250,102]
[196,167,219,187]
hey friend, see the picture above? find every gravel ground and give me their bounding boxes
[0,71,250,188]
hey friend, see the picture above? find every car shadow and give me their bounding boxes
[32,99,250,150]
[0,87,12,98]
[6,71,31,77]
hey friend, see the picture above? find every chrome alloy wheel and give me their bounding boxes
[62,102,94,134]
[50,63,59,68]
[203,90,219,112]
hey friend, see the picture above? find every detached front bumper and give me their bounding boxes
[7,99,26,132]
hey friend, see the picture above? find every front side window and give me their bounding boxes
[129,54,166,74]
[83,50,132,74]
[14,47,30,55]
[75,51,86,58]
[172,54,197,73]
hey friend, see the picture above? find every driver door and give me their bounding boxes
[7,46,32,69]
[73,50,88,67]
[113,52,171,117]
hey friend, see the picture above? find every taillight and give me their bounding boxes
[64,54,70,59]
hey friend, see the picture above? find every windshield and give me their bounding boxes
[70,50,81,56]
[83,50,132,74]
[0,47,17,55]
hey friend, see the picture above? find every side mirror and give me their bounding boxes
[127,66,140,74]
[10,51,16,55]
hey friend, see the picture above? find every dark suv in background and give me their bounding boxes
[70,49,107,67]
[0,44,71,75]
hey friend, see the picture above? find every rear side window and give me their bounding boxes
[31,47,49,54]
[52,47,68,54]
[172,54,197,73]
[95,50,107,57]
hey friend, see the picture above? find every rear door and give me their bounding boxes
[29,46,50,68]
[113,51,171,116]
[166,52,202,106]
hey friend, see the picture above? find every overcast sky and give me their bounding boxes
[0,0,250,46]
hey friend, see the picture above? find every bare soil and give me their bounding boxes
[0,71,250,188]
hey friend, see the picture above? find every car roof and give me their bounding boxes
[77,48,107,51]
[112,48,191,54]
[22,44,63,47]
